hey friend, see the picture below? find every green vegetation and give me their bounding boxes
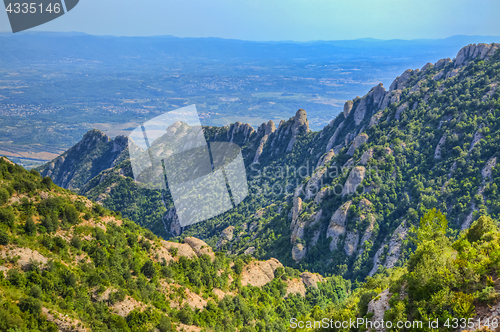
[42,47,500,286]
[0,157,350,331]
[312,210,500,331]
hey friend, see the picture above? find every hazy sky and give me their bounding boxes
[1,0,499,41]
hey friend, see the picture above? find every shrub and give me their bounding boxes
[7,269,26,288]
[0,208,16,228]
[41,177,53,189]
[64,205,79,225]
[141,260,156,279]
[467,216,497,242]
[71,236,82,250]
[30,169,40,177]
[29,285,43,299]
[0,188,9,205]
[18,297,41,315]
[24,217,36,236]
[158,316,173,332]
[0,229,9,245]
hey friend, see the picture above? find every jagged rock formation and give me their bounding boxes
[184,237,215,261]
[286,109,310,151]
[347,133,369,156]
[367,289,391,332]
[359,148,374,165]
[304,168,327,200]
[327,201,351,251]
[316,149,335,168]
[240,258,283,287]
[300,272,324,288]
[37,130,129,190]
[325,121,344,152]
[41,43,500,281]
[455,43,499,67]
[343,101,354,118]
[434,134,447,159]
[369,221,409,276]
[227,122,255,143]
[217,226,235,248]
[253,120,276,163]
[291,210,322,262]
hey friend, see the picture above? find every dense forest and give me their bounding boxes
[0,157,350,331]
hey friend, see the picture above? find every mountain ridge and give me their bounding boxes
[38,43,500,282]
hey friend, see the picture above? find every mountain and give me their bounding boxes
[5,159,500,331]
[0,156,344,331]
[39,43,500,283]
[38,130,129,191]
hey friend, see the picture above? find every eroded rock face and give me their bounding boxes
[343,100,354,118]
[342,166,366,196]
[227,122,255,144]
[161,240,197,260]
[286,278,307,297]
[455,43,500,68]
[347,133,369,156]
[287,109,310,152]
[244,247,256,255]
[435,58,451,69]
[317,149,335,168]
[367,289,392,332]
[217,226,235,249]
[389,69,414,91]
[421,62,434,72]
[344,231,359,256]
[241,258,283,287]
[384,221,409,270]
[469,130,485,152]
[185,237,215,260]
[305,168,328,200]
[314,187,329,204]
[253,120,276,163]
[434,134,447,159]
[327,201,352,251]
[326,121,345,152]
[0,246,48,268]
[369,112,384,128]
[291,243,307,262]
[360,148,374,165]
[307,210,323,249]
[300,272,324,288]
[379,90,401,111]
[395,102,408,120]
[291,209,322,253]
[354,98,368,126]
[368,220,408,276]
[290,197,303,230]
[482,157,497,180]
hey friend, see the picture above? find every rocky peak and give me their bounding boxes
[286,109,310,152]
[455,43,500,68]
[227,121,255,144]
[38,129,130,190]
[389,69,414,91]
[253,120,277,163]
[343,100,354,118]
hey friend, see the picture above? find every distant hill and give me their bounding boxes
[1,33,500,70]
